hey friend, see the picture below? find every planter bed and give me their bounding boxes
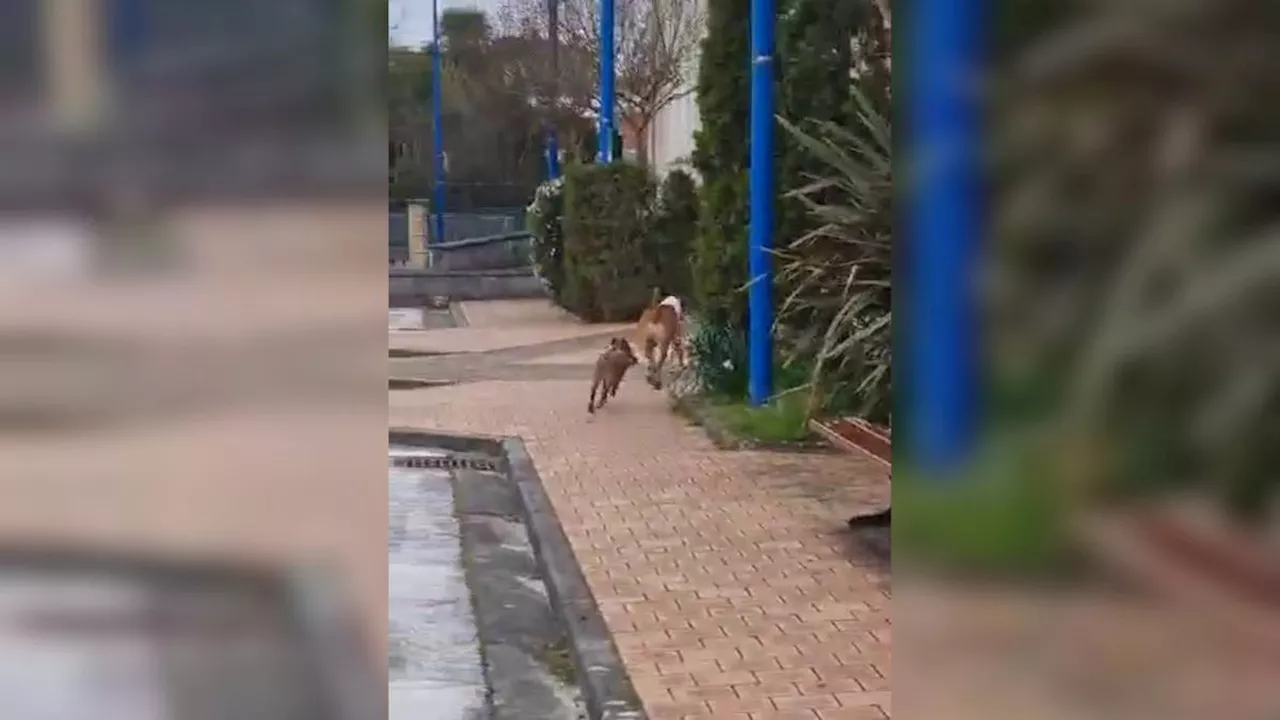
[1078,499,1280,644]
[811,416,891,465]
[811,416,891,558]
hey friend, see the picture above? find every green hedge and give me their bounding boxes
[691,0,751,327]
[561,162,660,321]
[776,0,863,261]
[526,178,567,303]
[652,169,699,299]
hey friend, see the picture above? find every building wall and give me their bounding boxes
[650,88,700,178]
[647,0,704,179]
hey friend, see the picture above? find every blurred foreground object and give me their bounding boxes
[0,548,378,719]
[897,0,1280,717]
[0,1,387,717]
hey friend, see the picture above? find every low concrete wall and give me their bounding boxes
[390,267,546,303]
[429,232,533,272]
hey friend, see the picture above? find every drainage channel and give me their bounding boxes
[388,444,585,720]
[388,446,487,720]
[390,454,501,472]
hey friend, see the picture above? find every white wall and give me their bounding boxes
[647,0,705,178]
[650,89,700,178]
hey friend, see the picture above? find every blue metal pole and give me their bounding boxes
[546,131,560,179]
[907,0,980,471]
[598,0,616,163]
[109,0,147,69]
[547,0,561,178]
[431,0,447,244]
[746,0,776,406]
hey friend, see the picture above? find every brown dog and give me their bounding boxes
[588,337,638,413]
[634,288,685,389]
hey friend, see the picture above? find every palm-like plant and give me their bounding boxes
[774,87,892,423]
[986,0,1280,522]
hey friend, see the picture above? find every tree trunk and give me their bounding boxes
[633,115,653,167]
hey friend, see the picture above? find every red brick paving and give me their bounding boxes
[389,302,892,719]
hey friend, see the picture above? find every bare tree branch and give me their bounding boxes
[497,0,704,161]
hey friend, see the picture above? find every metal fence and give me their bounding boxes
[388,208,527,265]
[426,211,523,245]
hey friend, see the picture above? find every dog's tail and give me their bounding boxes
[648,287,662,309]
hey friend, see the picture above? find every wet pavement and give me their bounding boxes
[388,447,488,720]
[386,440,587,720]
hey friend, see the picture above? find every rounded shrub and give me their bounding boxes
[526,177,566,302]
[561,162,659,321]
[652,169,699,299]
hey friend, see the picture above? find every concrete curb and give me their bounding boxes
[503,437,647,720]
[388,429,506,457]
[387,378,456,390]
[448,301,471,328]
[388,429,646,719]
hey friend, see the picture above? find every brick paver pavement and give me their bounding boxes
[389,300,892,720]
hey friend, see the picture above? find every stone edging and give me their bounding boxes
[388,378,456,390]
[809,417,892,467]
[505,436,648,720]
[387,428,647,720]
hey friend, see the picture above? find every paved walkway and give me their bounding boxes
[390,300,892,720]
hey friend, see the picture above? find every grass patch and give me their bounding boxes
[539,640,577,686]
[893,431,1081,582]
[704,392,811,444]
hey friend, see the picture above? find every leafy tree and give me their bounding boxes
[690,0,750,324]
[776,0,865,285]
[387,8,593,204]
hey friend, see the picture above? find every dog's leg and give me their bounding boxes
[588,377,601,413]
[643,333,658,367]
[651,337,671,389]
[643,332,660,389]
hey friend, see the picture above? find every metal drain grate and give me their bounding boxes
[390,455,502,472]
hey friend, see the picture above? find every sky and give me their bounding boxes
[388,0,503,47]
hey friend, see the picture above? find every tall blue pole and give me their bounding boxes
[431,0,447,245]
[907,0,980,471]
[746,0,776,406]
[546,0,562,179]
[597,0,616,163]
[545,131,560,179]
[109,0,147,69]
